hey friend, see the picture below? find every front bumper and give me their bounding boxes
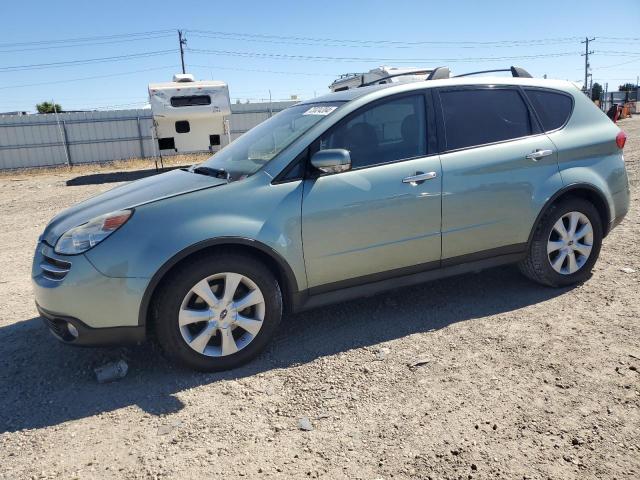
[37,304,145,346]
[32,242,149,344]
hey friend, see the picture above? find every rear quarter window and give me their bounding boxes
[524,89,573,132]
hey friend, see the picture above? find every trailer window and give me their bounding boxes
[175,121,190,133]
[170,95,211,107]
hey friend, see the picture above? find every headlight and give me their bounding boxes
[54,210,133,255]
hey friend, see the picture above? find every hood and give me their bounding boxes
[42,168,227,246]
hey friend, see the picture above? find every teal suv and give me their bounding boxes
[33,68,630,371]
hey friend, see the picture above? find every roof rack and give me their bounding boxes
[338,65,532,91]
[359,68,436,87]
[454,66,532,78]
[359,65,530,87]
[425,66,450,80]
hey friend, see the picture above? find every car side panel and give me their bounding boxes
[301,156,442,288]
[85,172,308,291]
[547,91,630,225]
[439,135,563,259]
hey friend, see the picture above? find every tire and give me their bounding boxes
[519,197,603,287]
[154,253,283,371]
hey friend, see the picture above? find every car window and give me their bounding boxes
[198,102,343,181]
[440,88,532,151]
[320,94,427,169]
[524,89,573,132]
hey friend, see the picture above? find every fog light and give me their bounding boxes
[67,322,79,338]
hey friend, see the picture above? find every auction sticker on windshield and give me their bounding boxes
[303,106,338,116]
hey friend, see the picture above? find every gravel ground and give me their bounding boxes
[0,116,638,480]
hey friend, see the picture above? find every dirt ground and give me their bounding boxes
[0,117,638,480]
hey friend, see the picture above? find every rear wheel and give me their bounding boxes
[519,198,603,287]
[154,254,282,371]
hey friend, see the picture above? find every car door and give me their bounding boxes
[436,86,561,261]
[301,92,442,290]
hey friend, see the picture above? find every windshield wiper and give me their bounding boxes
[190,166,229,180]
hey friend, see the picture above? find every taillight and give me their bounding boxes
[616,130,627,149]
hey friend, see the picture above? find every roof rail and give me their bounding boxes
[359,69,432,87]
[359,66,452,87]
[454,66,532,78]
[344,64,531,90]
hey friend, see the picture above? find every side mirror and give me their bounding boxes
[310,149,351,174]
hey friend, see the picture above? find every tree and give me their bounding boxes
[36,101,63,114]
[618,83,637,92]
[591,82,603,101]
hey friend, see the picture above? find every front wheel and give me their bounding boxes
[519,198,603,287]
[154,253,283,371]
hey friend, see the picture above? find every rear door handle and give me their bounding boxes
[525,149,554,161]
[402,171,437,185]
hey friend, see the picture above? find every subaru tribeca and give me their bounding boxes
[33,69,630,371]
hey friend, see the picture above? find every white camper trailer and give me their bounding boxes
[329,66,436,92]
[148,74,231,154]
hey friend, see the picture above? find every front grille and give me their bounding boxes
[40,254,71,281]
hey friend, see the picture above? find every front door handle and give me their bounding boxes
[525,149,554,161]
[402,171,437,185]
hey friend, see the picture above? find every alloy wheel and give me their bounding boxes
[547,211,594,275]
[178,272,266,357]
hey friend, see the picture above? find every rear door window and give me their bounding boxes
[524,89,573,132]
[439,88,533,151]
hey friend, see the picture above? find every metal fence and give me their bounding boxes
[0,100,297,170]
[229,101,295,140]
[0,110,155,170]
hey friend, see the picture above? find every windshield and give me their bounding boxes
[196,102,343,181]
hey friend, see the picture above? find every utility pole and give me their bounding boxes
[178,30,187,74]
[581,37,595,95]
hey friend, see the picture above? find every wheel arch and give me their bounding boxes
[138,237,300,331]
[527,183,611,247]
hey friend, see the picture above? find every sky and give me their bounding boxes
[1,0,639,113]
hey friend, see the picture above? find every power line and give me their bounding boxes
[596,57,640,69]
[597,36,640,41]
[0,29,174,48]
[187,47,578,64]
[189,63,337,77]
[0,65,176,90]
[188,32,580,50]
[0,33,175,54]
[594,50,640,56]
[0,50,174,72]
[186,29,582,47]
